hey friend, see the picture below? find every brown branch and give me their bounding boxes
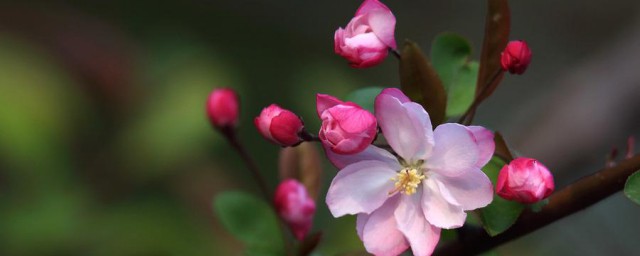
[434,154,640,256]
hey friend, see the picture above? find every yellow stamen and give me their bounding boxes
[390,168,425,195]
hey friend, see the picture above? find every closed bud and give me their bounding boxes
[206,88,239,129]
[274,179,316,241]
[334,0,397,68]
[255,104,304,147]
[316,94,377,155]
[500,40,532,75]
[496,157,554,204]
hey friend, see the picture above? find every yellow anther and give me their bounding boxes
[390,168,425,195]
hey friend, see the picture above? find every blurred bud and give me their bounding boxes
[206,88,239,129]
[316,94,377,155]
[274,179,316,241]
[279,142,322,200]
[500,40,532,75]
[255,104,304,147]
[496,157,554,204]
[334,0,397,68]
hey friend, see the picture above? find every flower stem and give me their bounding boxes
[434,154,640,256]
[457,68,503,125]
[221,127,271,199]
[220,127,294,255]
[390,47,401,60]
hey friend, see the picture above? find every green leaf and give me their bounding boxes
[399,40,447,126]
[478,157,525,236]
[213,191,285,255]
[431,33,478,117]
[624,171,640,205]
[476,0,510,102]
[344,87,384,113]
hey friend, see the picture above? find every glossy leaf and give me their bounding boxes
[478,157,524,236]
[624,171,640,205]
[345,87,385,113]
[213,191,285,255]
[399,40,447,126]
[278,142,322,200]
[431,33,479,117]
[476,0,510,102]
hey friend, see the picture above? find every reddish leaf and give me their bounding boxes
[476,0,510,102]
[278,142,322,200]
[399,40,447,126]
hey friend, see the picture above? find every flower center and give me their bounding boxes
[390,167,425,196]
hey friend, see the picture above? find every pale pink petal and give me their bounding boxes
[421,178,467,229]
[356,213,369,239]
[361,196,409,256]
[316,94,344,117]
[326,160,397,217]
[426,123,480,177]
[355,0,389,16]
[432,169,493,211]
[354,0,397,49]
[379,88,410,103]
[325,145,400,170]
[367,10,397,49]
[375,93,432,161]
[467,126,495,168]
[344,32,387,51]
[394,194,441,256]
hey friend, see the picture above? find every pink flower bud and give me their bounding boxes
[316,94,377,155]
[500,40,532,75]
[496,157,555,204]
[334,0,397,68]
[255,104,304,147]
[206,88,239,129]
[274,179,316,241]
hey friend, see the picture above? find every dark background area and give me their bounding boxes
[0,1,639,255]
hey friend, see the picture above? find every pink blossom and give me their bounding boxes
[496,157,554,204]
[500,40,532,75]
[325,88,494,256]
[206,88,239,129]
[316,94,377,155]
[255,104,304,146]
[334,0,397,68]
[274,179,316,241]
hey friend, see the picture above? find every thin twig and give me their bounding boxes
[221,127,294,255]
[434,154,640,256]
[458,68,503,125]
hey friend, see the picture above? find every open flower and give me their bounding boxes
[325,88,494,256]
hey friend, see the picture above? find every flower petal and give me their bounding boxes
[316,94,343,117]
[361,196,409,256]
[379,88,410,103]
[394,194,441,256]
[467,126,495,168]
[324,145,400,170]
[433,169,493,211]
[326,160,397,217]
[421,178,467,229]
[356,213,369,239]
[375,93,433,161]
[426,123,480,177]
[367,10,397,49]
[354,0,396,49]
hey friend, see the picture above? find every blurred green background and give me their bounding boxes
[0,1,639,255]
